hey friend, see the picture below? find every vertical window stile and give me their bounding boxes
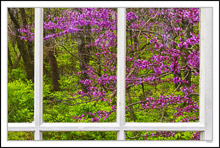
[199,8,213,141]
[116,8,126,140]
[34,8,44,140]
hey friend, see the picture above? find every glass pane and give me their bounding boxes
[43,131,116,140]
[8,8,35,122]
[8,132,34,140]
[43,8,117,122]
[126,8,200,122]
[126,131,200,140]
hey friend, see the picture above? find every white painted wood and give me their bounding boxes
[8,122,205,132]
[199,7,206,141]
[4,1,219,8]
[40,123,119,131]
[199,8,213,141]
[34,130,43,140]
[34,8,44,140]
[8,123,35,131]
[199,8,205,126]
[124,123,205,131]
[116,8,126,140]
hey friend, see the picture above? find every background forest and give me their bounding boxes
[8,8,200,140]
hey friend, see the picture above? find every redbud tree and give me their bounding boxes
[17,8,200,140]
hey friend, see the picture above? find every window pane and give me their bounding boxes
[8,8,35,122]
[126,8,200,122]
[43,131,116,140]
[126,131,200,140]
[8,132,34,140]
[43,8,117,122]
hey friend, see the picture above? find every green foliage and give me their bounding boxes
[9,68,26,82]
[126,131,198,140]
[8,132,34,140]
[58,75,78,91]
[43,131,116,140]
[8,79,34,122]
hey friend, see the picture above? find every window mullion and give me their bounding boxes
[34,7,44,140]
[116,8,126,140]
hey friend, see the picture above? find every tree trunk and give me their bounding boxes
[126,88,136,121]
[12,51,21,70]
[19,8,34,64]
[8,8,34,82]
[184,24,193,87]
[77,27,90,93]
[44,40,60,91]
[8,47,13,70]
[43,9,60,92]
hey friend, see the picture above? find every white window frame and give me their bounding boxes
[6,7,213,141]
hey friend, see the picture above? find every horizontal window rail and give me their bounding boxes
[8,123,205,132]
